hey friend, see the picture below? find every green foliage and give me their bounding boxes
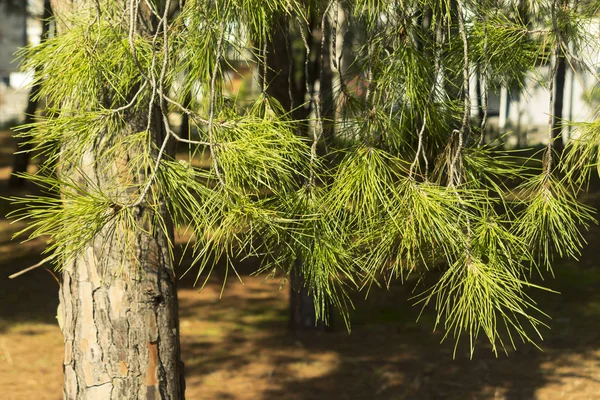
[9,0,600,356]
[21,18,152,111]
[213,96,310,194]
[470,13,547,89]
[563,118,600,184]
[516,173,596,269]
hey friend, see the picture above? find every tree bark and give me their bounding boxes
[52,1,185,398]
[59,217,185,399]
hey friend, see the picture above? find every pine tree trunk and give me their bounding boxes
[58,118,186,399]
[52,1,185,398]
[59,223,185,399]
[58,117,185,398]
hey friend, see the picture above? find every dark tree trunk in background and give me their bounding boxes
[266,14,333,332]
[289,258,328,331]
[319,16,335,147]
[9,0,52,188]
[476,71,484,124]
[552,53,566,155]
[179,90,192,140]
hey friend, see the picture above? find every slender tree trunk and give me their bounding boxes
[266,15,332,332]
[319,15,335,147]
[179,90,192,140]
[288,258,327,331]
[9,0,52,188]
[443,0,463,103]
[52,1,184,398]
[552,53,566,154]
[476,70,484,124]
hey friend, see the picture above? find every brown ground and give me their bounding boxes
[0,130,599,400]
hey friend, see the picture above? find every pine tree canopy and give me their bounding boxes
[8,0,600,357]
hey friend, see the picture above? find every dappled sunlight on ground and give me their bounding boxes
[0,129,599,399]
[0,323,63,400]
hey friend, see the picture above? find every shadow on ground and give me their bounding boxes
[0,126,599,399]
[0,175,57,334]
[174,256,600,400]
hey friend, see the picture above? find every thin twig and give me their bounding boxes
[144,0,168,132]
[158,0,172,113]
[284,25,294,110]
[109,81,148,114]
[169,130,211,146]
[295,15,317,185]
[365,40,374,107]
[546,0,561,174]
[479,15,489,146]
[9,253,58,279]
[88,0,102,52]
[425,25,445,180]
[130,124,171,207]
[128,0,149,82]
[411,24,443,180]
[127,0,174,208]
[262,23,268,94]
[161,92,237,128]
[143,0,162,19]
[450,0,470,187]
[331,1,349,108]
[409,115,427,179]
[208,21,227,188]
[331,1,340,73]
[296,15,311,103]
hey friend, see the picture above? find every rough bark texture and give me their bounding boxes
[58,118,185,399]
[59,223,184,399]
[52,1,185,398]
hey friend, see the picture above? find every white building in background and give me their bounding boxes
[0,0,44,125]
[478,20,600,147]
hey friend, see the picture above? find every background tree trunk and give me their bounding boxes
[266,14,333,332]
[288,258,328,331]
[552,53,566,154]
[179,90,192,141]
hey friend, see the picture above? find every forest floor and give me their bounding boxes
[0,130,599,400]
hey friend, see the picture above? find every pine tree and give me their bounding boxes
[8,0,600,397]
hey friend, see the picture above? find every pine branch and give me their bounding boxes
[9,254,58,279]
